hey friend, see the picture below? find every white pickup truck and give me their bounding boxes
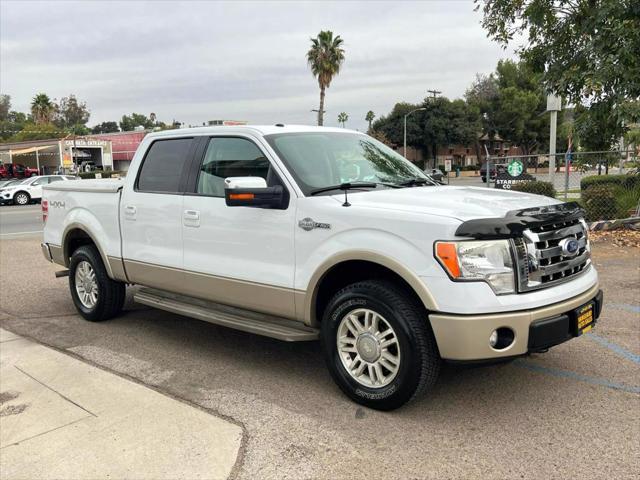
[42,125,602,410]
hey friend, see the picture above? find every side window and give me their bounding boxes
[196,137,271,197]
[137,138,193,193]
[48,176,63,183]
[32,177,49,186]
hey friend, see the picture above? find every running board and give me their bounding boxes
[134,288,319,342]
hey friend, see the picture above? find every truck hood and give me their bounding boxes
[339,186,561,221]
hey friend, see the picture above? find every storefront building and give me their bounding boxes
[0,136,113,174]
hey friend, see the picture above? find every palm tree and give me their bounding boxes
[338,112,349,128]
[365,110,375,131]
[31,93,54,124]
[307,31,345,126]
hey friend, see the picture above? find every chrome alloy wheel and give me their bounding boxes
[337,308,401,388]
[75,261,98,309]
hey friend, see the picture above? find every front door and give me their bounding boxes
[181,136,297,318]
[120,137,195,290]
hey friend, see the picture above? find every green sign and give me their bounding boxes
[507,159,524,177]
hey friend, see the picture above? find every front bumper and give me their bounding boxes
[429,284,603,361]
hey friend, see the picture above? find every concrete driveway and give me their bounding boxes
[0,235,638,479]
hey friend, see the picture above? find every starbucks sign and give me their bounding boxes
[495,159,535,190]
[507,159,523,177]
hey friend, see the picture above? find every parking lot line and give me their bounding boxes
[0,230,43,236]
[515,360,640,394]
[587,333,640,365]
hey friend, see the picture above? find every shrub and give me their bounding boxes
[580,174,640,191]
[510,181,556,198]
[461,165,479,171]
[581,185,619,221]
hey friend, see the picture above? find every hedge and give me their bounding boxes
[580,174,640,191]
[510,180,556,198]
[579,175,640,221]
[77,170,126,179]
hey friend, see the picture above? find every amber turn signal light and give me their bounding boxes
[229,193,255,200]
[435,242,460,278]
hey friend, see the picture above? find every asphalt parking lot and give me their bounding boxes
[0,228,638,479]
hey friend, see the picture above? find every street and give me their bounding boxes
[0,233,638,479]
[0,204,42,237]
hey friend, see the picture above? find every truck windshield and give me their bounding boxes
[264,132,431,196]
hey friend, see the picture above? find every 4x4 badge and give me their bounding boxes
[298,217,331,231]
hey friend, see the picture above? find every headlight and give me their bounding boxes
[435,240,515,294]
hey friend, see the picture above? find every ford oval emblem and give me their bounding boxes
[559,237,580,256]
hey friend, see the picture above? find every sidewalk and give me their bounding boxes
[0,328,242,480]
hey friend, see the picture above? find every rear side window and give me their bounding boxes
[48,176,63,183]
[137,138,193,193]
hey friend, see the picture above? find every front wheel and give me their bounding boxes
[69,245,125,322]
[14,192,30,205]
[321,280,440,411]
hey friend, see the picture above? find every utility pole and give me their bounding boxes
[426,89,442,167]
[426,89,442,101]
[546,95,561,184]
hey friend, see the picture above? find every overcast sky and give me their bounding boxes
[1,0,517,131]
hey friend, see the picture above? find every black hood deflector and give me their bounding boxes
[455,202,585,239]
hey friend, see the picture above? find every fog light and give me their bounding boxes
[489,327,515,350]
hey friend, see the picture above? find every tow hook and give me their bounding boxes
[55,270,70,278]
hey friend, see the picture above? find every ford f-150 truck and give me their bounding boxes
[41,125,602,410]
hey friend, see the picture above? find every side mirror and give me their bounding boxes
[224,176,285,209]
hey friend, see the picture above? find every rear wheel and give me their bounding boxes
[69,245,125,322]
[14,192,30,205]
[321,280,440,410]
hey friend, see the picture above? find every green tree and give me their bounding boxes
[338,112,349,128]
[120,113,155,131]
[0,111,28,142]
[466,60,549,156]
[372,102,423,150]
[0,94,10,121]
[475,0,640,106]
[8,122,62,142]
[54,94,90,130]
[373,98,481,168]
[91,121,120,134]
[31,93,54,124]
[365,110,375,131]
[306,30,345,126]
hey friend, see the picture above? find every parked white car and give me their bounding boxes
[41,125,602,410]
[0,175,78,205]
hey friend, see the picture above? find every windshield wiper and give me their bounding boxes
[398,178,430,187]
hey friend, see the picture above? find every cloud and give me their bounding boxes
[1,0,517,130]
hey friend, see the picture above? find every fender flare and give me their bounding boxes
[301,250,439,326]
[62,222,117,279]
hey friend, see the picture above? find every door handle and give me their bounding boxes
[124,205,137,219]
[183,210,200,220]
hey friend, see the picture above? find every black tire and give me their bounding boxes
[321,280,440,411]
[14,191,30,205]
[69,245,125,322]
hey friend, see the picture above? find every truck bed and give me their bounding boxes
[42,179,124,262]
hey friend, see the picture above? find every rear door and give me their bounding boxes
[120,137,196,290]
[181,135,297,318]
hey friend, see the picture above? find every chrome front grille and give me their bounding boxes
[515,218,591,292]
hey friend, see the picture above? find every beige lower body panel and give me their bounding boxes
[124,259,299,320]
[429,283,600,361]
